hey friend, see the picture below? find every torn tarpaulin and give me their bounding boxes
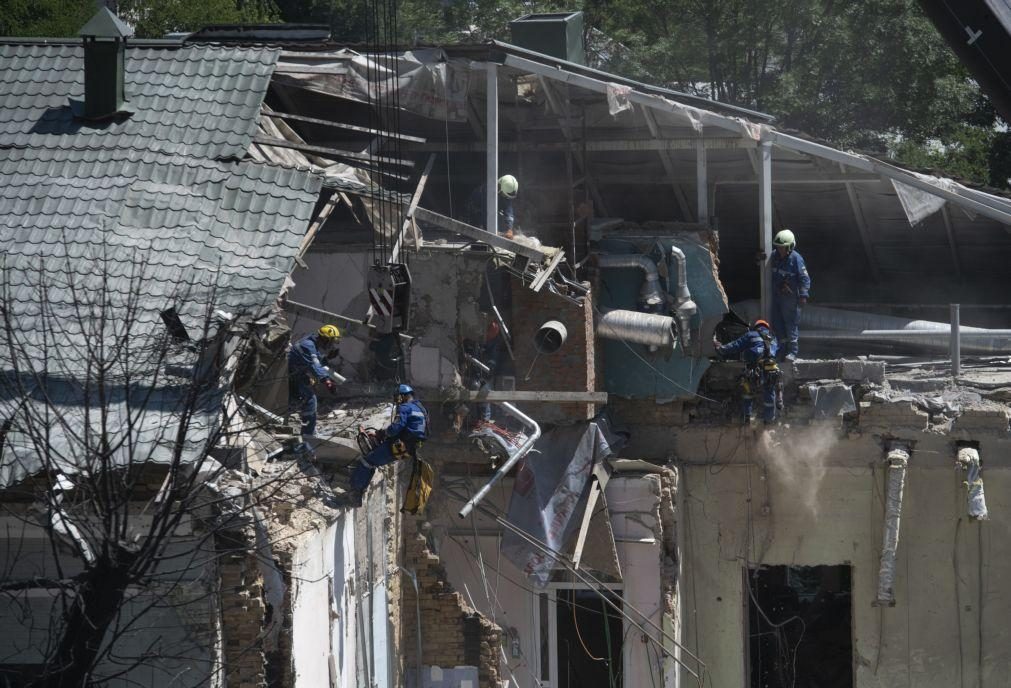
[501,420,622,587]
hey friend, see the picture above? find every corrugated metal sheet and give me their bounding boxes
[0,44,278,159]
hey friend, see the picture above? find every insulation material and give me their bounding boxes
[957,446,989,521]
[606,82,633,115]
[275,49,471,122]
[891,172,958,226]
[875,443,909,606]
[501,421,620,587]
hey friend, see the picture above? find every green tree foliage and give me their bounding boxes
[0,0,278,39]
[118,0,278,37]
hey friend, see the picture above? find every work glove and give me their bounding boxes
[323,378,338,395]
[798,296,808,306]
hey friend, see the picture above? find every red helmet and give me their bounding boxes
[753,319,772,331]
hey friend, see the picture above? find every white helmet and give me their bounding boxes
[498,174,518,198]
[773,229,796,249]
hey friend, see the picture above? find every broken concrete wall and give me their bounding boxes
[421,473,673,688]
[511,284,596,423]
[288,246,488,390]
[400,516,502,688]
[678,427,1011,687]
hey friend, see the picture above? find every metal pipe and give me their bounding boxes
[798,329,1011,354]
[734,299,987,333]
[458,402,541,518]
[597,253,664,307]
[596,309,677,349]
[669,245,697,348]
[956,446,989,521]
[951,303,960,377]
[875,442,909,607]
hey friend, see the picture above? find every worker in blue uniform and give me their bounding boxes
[714,320,782,424]
[288,324,343,440]
[349,384,429,506]
[770,229,811,361]
[466,174,518,238]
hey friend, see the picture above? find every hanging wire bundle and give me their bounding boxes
[363,0,406,267]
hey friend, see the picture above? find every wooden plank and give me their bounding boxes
[251,135,415,168]
[391,154,436,262]
[572,478,602,570]
[296,194,339,261]
[264,110,426,143]
[529,249,566,293]
[412,207,550,262]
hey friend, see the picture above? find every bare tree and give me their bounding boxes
[0,245,303,687]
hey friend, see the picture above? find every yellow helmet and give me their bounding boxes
[318,324,341,341]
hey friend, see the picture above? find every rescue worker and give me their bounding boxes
[288,324,342,441]
[770,229,811,361]
[714,320,782,425]
[349,384,429,506]
[466,174,518,238]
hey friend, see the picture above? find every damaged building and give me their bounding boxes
[3,7,1011,688]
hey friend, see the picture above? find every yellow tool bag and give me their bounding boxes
[402,457,434,515]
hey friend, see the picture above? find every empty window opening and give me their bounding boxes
[748,565,852,688]
[556,588,623,688]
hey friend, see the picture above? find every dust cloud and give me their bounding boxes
[757,424,840,516]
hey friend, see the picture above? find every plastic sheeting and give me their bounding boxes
[501,420,621,587]
[275,49,472,122]
[891,172,959,226]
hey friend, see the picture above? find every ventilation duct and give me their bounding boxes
[668,245,697,348]
[596,309,677,350]
[597,253,664,309]
[874,442,909,607]
[77,7,134,120]
[509,12,586,65]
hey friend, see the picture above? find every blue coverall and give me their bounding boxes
[288,333,332,437]
[770,250,811,359]
[351,398,429,491]
[717,328,780,423]
[467,185,515,233]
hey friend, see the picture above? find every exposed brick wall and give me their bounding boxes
[510,282,595,422]
[219,549,267,688]
[401,519,501,687]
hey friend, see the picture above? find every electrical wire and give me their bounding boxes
[441,484,707,686]
[571,593,606,662]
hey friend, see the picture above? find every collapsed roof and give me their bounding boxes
[0,41,322,488]
[250,40,1011,307]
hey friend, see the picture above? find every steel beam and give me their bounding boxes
[486,63,499,235]
[767,131,1011,226]
[759,140,773,319]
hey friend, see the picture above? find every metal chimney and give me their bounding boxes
[77,7,134,119]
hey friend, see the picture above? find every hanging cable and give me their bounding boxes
[441,485,707,686]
